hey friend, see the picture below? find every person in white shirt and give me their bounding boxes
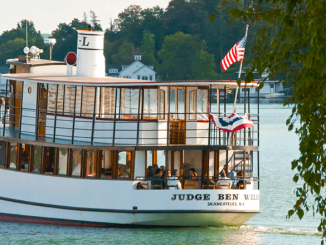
[167,169,182,190]
[216,170,232,189]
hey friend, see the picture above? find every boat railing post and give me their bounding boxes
[35,83,40,141]
[167,85,171,146]
[18,81,24,139]
[136,86,141,146]
[71,85,77,144]
[3,79,8,137]
[112,87,118,146]
[244,84,247,146]
[91,86,98,145]
[224,85,227,145]
[53,84,59,143]
[208,84,211,146]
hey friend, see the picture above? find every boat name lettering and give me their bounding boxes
[171,194,210,201]
[82,37,89,46]
[244,194,259,200]
[218,194,239,200]
[207,202,241,206]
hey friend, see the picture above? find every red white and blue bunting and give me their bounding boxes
[209,113,254,132]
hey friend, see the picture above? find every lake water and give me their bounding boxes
[0,103,322,244]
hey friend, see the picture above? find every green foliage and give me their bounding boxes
[0,20,46,65]
[158,32,217,80]
[227,0,326,240]
[112,42,136,65]
[140,33,158,67]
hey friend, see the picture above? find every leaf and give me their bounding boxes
[293,175,299,183]
[298,208,304,220]
[209,14,215,22]
[288,209,294,217]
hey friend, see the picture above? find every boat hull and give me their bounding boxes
[0,169,260,227]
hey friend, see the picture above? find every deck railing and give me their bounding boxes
[0,105,259,147]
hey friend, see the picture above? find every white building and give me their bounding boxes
[238,70,283,97]
[107,54,156,81]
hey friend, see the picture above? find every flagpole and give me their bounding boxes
[232,24,249,113]
[228,24,249,146]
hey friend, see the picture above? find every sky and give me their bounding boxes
[0,0,171,35]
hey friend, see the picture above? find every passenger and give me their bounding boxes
[153,164,158,171]
[159,165,165,172]
[185,168,198,189]
[167,169,182,190]
[235,171,251,189]
[189,168,198,180]
[151,169,163,189]
[147,166,154,179]
[216,170,232,189]
[161,170,169,189]
[224,165,237,187]
[183,165,190,179]
[202,176,215,189]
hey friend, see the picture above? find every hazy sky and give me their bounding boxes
[0,0,171,35]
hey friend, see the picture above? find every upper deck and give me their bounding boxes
[0,71,259,152]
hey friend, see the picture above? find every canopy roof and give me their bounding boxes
[1,73,259,88]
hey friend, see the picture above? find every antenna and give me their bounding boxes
[26,20,28,47]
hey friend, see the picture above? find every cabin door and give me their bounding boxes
[9,80,23,129]
[169,87,186,144]
[37,83,47,137]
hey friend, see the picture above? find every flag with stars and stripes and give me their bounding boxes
[209,113,253,132]
[220,36,247,72]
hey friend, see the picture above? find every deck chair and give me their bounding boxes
[184,182,196,189]
[137,182,148,190]
[151,184,163,190]
[202,184,216,189]
[217,183,230,189]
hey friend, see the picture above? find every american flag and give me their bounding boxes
[220,36,247,72]
[209,113,253,132]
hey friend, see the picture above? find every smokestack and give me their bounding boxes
[76,30,105,77]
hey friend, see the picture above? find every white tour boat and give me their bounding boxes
[0,30,260,227]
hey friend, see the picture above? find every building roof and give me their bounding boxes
[1,73,259,88]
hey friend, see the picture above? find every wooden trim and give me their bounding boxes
[16,143,22,171]
[67,149,72,176]
[180,150,184,178]
[153,150,157,165]
[29,145,34,172]
[145,151,148,177]
[40,146,46,174]
[5,142,10,168]
[112,151,117,179]
[130,151,135,180]
[53,148,59,175]
[96,150,102,179]
[80,150,86,178]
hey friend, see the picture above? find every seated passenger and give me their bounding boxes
[235,171,251,189]
[151,169,163,189]
[167,169,182,190]
[224,165,237,187]
[216,170,232,189]
[202,176,215,189]
[183,165,190,179]
[147,166,154,179]
[184,168,198,189]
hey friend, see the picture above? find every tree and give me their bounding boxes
[90,10,102,31]
[0,20,46,64]
[224,0,326,241]
[139,33,158,67]
[51,18,89,61]
[158,32,217,80]
[112,42,136,65]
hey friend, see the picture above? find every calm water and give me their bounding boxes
[0,103,322,244]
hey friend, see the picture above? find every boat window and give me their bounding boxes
[143,89,157,119]
[32,146,42,173]
[43,147,55,175]
[20,143,30,171]
[157,150,166,171]
[197,89,208,120]
[71,149,82,177]
[47,84,57,114]
[121,88,141,119]
[86,150,97,177]
[159,90,165,119]
[9,143,17,169]
[189,90,197,120]
[64,85,75,116]
[81,86,95,118]
[58,148,68,175]
[177,89,185,120]
[0,141,6,167]
[99,87,115,118]
[117,151,132,179]
[101,150,113,179]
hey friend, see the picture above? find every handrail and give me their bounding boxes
[0,105,259,147]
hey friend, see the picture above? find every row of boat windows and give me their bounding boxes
[46,85,208,120]
[0,141,166,179]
